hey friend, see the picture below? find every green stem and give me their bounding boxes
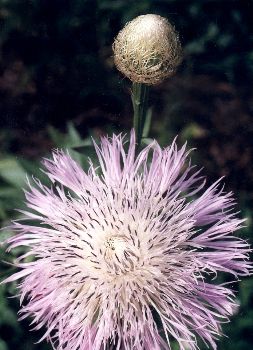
[132,82,149,149]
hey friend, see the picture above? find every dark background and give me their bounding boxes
[0,1,253,349]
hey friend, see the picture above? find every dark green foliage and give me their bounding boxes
[0,1,253,349]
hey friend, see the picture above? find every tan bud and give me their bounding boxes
[113,14,182,85]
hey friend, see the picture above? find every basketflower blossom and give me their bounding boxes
[2,131,252,350]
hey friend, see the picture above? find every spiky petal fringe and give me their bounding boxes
[2,131,252,350]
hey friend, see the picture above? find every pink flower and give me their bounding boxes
[2,131,252,350]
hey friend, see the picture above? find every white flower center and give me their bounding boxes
[103,235,140,274]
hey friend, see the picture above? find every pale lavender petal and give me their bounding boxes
[1,130,252,350]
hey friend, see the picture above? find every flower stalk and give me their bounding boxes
[113,14,182,148]
[132,82,149,148]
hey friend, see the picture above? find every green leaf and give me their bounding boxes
[239,278,253,306]
[66,122,82,145]
[0,187,22,199]
[141,137,153,145]
[142,107,153,139]
[0,158,26,188]
[0,339,8,350]
[48,122,88,149]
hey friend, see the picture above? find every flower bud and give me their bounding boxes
[113,14,182,85]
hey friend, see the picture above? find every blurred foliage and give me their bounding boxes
[0,0,253,349]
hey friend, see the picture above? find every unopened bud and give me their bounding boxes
[113,14,182,85]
